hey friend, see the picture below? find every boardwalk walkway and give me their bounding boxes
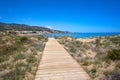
[35,38,91,80]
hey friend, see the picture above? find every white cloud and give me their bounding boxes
[45,26,53,29]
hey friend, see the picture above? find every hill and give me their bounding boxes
[0,22,68,33]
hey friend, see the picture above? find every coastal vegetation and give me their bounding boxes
[0,32,48,80]
[56,35,120,80]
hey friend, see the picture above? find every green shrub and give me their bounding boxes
[95,39,100,47]
[85,68,91,74]
[69,46,77,53]
[74,41,82,47]
[20,36,28,42]
[38,36,44,40]
[38,36,48,42]
[82,60,89,66]
[0,44,18,56]
[44,36,48,42]
[15,62,27,68]
[0,63,8,71]
[0,63,12,71]
[107,49,120,60]
[103,70,112,76]
[90,67,97,78]
[91,67,97,73]
[94,59,101,64]
[0,56,9,63]
[2,67,25,80]
[116,61,120,69]
[27,55,37,63]
[14,53,26,61]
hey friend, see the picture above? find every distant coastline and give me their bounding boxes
[40,32,120,38]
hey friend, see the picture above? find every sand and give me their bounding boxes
[77,38,96,43]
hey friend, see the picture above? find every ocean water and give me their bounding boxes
[41,33,120,38]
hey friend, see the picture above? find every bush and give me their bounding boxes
[0,56,9,63]
[2,67,25,80]
[74,41,82,47]
[14,53,26,61]
[44,36,48,42]
[116,61,120,70]
[38,36,48,42]
[88,66,97,78]
[15,62,27,68]
[95,39,101,47]
[0,44,18,56]
[82,60,89,66]
[38,36,44,40]
[27,55,37,63]
[85,68,91,74]
[69,46,77,53]
[103,70,112,76]
[0,63,12,71]
[111,70,120,80]
[91,67,97,73]
[107,49,120,60]
[20,36,28,42]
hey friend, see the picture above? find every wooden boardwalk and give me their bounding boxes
[35,38,91,80]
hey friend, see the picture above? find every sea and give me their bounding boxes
[41,33,120,38]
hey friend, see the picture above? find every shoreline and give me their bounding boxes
[38,32,120,38]
[1,31,120,38]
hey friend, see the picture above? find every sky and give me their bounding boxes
[0,0,120,32]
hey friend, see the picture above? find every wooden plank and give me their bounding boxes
[35,38,91,80]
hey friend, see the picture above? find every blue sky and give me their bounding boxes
[0,0,120,32]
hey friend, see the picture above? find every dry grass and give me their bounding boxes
[0,32,48,80]
[56,35,120,80]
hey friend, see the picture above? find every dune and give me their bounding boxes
[77,38,96,43]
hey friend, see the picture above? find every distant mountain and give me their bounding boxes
[0,22,69,33]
